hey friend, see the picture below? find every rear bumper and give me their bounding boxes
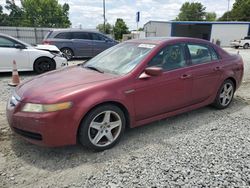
[230,42,241,47]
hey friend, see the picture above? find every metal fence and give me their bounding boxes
[0,26,59,44]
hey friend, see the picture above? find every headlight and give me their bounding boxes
[22,102,72,112]
[50,51,64,57]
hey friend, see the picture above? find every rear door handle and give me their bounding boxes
[214,66,222,71]
[180,74,192,79]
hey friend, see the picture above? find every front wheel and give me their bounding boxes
[213,79,235,109]
[243,43,249,49]
[78,105,126,151]
[34,57,55,74]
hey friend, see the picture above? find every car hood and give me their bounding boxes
[34,44,60,53]
[16,66,117,102]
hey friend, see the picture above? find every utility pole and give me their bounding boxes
[227,0,230,21]
[103,0,106,33]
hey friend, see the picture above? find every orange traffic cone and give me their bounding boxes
[8,60,20,87]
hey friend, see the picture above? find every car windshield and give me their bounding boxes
[83,42,155,75]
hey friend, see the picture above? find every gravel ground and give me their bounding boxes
[0,49,250,188]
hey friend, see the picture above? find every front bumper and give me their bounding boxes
[6,96,78,147]
[54,56,68,68]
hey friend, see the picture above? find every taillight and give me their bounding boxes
[43,40,52,45]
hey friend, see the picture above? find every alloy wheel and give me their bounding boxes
[219,82,234,107]
[88,110,122,147]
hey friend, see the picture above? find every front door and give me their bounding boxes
[133,43,193,121]
[90,33,114,56]
[0,36,30,71]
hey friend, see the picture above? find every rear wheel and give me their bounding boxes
[78,104,126,151]
[61,48,74,60]
[243,43,249,49]
[34,57,55,74]
[213,79,235,109]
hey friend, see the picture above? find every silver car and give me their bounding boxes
[43,29,118,59]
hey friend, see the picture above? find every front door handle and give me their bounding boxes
[180,74,192,79]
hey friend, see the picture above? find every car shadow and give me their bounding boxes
[0,71,37,77]
[10,97,249,172]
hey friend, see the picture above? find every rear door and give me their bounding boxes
[186,43,222,104]
[90,33,115,56]
[0,36,30,71]
[71,32,93,57]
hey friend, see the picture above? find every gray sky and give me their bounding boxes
[0,0,235,29]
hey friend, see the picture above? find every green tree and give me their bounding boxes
[176,2,206,21]
[230,0,250,21]
[4,0,24,26]
[21,0,71,27]
[113,18,129,40]
[205,12,216,21]
[0,5,9,25]
[96,22,113,34]
[218,11,232,21]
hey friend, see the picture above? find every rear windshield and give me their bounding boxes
[44,31,53,39]
[244,36,250,40]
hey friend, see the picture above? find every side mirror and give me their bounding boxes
[14,44,25,49]
[139,67,163,79]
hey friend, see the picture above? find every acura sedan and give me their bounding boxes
[0,33,67,73]
[6,37,244,151]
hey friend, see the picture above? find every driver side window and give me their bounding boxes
[0,37,15,48]
[148,43,186,71]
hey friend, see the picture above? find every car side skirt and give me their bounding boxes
[133,94,216,128]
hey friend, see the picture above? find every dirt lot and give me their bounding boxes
[0,49,250,188]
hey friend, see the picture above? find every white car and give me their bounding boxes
[230,36,250,49]
[0,33,67,73]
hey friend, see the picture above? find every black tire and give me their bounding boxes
[235,46,239,49]
[213,79,235,109]
[78,104,126,151]
[243,43,249,49]
[61,48,74,60]
[34,57,56,74]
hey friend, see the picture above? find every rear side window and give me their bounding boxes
[72,32,91,40]
[187,44,218,65]
[209,47,219,61]
[55,32,71,39]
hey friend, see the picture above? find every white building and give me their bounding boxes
[144,21,250,46]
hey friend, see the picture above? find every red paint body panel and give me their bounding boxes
[6,37,244,147]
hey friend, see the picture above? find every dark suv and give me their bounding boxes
[43,29,118,59]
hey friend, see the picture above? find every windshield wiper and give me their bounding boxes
[84,65,104,73]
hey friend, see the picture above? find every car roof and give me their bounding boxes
[49,29,100,34]
[126,37,212,45]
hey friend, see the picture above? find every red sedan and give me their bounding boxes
[6,37,244,151]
